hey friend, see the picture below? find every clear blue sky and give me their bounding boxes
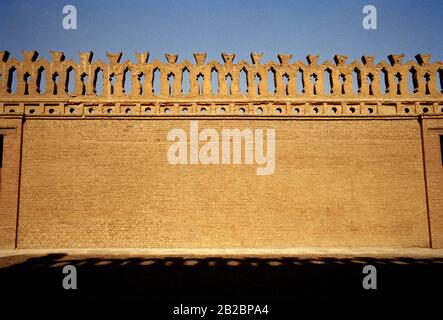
[1,0,442,64]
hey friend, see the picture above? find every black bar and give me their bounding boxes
[440,135,443,165]
[0,135,4,168]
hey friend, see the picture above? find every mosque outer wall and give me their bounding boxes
[0,51,442,249]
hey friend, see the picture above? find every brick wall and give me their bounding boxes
[0,118,22,248]
[422,117,443,248]
[16,118,430,248]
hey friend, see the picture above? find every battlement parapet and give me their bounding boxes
[0,51,441,102]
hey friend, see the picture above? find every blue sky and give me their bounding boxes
[0,0,442,64]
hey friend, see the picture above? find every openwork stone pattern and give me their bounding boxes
[0,51,442,249]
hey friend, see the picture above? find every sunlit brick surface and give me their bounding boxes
[16,119,430,248]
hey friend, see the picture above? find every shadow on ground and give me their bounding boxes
[1,254,442,313]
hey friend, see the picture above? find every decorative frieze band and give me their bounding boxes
[1,102,442,117]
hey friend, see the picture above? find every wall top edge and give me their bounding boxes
[1,50,441,67]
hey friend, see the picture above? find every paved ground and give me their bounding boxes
[1,249,442,316]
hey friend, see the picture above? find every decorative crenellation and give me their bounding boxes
[0,51,442,102]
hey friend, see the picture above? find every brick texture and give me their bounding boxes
[16,118,430,248]
[0,118,22,248]
[422,118,443,248]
